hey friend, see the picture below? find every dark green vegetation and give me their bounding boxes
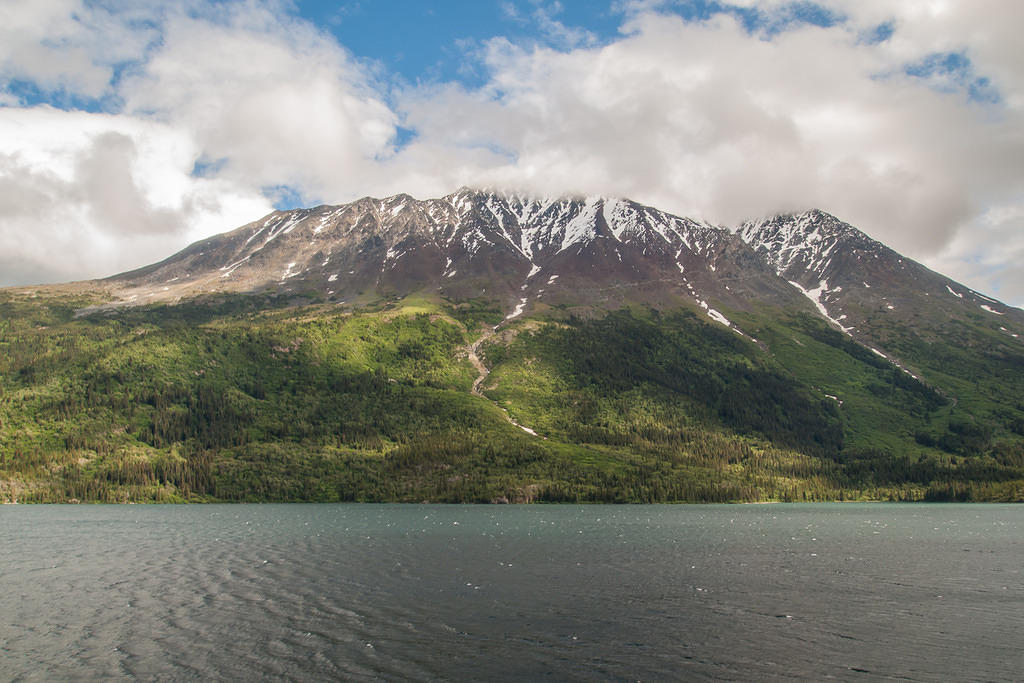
[2,287,1024,503]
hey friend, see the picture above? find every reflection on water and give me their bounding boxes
[1,503,1022,681]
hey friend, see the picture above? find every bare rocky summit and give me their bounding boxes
[105,188,804,326]
[93,187,1024,365]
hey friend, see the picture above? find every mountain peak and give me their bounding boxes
[102,189,804,330]
[98,189,1022,345]
[739,208,1023,348]
[738,209,883,278]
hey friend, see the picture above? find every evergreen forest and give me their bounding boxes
[2,286,1023,503]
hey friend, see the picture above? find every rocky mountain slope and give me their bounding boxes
[740,210,1024,382]
[3,189,1024,503]
[740,209,1024,336]
[103,188,807,331]
[101,189,1024,378]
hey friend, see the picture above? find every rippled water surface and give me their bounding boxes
[2,503,1022,681]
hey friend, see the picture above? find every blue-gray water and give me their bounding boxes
[1,504,1022,682]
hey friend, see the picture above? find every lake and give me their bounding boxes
[1,503,1021,681]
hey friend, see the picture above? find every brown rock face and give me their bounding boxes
[103,188,807,324]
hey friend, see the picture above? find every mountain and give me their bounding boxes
[100,188,805,328]
[740,210,1024,432]
[2,190,1024,504]
[740,209,1024,345]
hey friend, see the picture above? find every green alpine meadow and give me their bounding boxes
[2,192,1024,503]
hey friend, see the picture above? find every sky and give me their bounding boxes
[2,1,1023,306]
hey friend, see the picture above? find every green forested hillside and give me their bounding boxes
[2,287,1023,503]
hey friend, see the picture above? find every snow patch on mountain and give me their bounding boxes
[697,299,731,327]
[741,211,838,275]
[974,291,999,304]
[788,279,852,334]
[558,197,601,253]
[738,210,887,288]
[506,297,528,320]
[281,262,299,281]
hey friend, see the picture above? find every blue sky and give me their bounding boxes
[245,1,879,99]
[1,1,1023,305]
[296,0,622,87]
[285,0,629,155]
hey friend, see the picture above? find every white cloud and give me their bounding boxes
[933,201,1024,308]
[0,107,269,285]
[392,6,1024,304]
[0,0,157,99]
[120,2,398,203]
[1,0,1023,307]
[0,0,395,284]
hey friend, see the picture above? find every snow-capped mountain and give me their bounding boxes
[106,188,806,330]
[739,209,1024,349]
[14,188,1022,506]
[102,188,1024,363]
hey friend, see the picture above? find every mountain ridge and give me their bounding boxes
[3,188,1024,503]
[99,187,815,331]
[103,190,1022,311]
[740,208,1022,325]
[94,187,1024,420]
[89,188,1024,362]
